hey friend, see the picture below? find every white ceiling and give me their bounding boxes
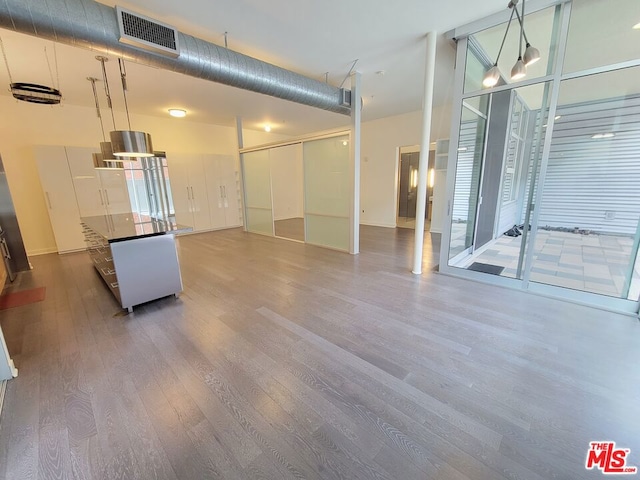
[0,0,511,136]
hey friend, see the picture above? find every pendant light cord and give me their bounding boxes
[88,77,106,142]
[518,0,525,57]
[119,58,132,130]
[97,56,117,130]
[0,36,14,84]
[513,7,531,45]
[495,6,516,66]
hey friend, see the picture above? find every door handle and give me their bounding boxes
[104,189,110,206]
[190,186,194,199]
[223,186,227,198]
[219,185,223,198]
[46,192,52,209]
[0,239,9,259]
[98,189,104,206]
[186,186,191,200]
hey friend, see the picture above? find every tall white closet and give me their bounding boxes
[35,145,132,253]
[168,153,241,232]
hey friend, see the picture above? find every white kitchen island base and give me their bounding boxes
[111,234,183,312]
[81,214,190,313]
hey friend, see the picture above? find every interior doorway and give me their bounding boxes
[396,146,435,230]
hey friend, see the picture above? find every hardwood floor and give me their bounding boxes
[0,226,638,479]
[274,218,305,242]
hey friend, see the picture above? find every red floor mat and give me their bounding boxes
[0,287,46,310]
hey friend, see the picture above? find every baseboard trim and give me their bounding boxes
[27,247,58,256]
[0,380,6,424]
[360,222,397,229]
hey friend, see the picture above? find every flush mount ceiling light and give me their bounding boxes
[633,22,640,29]
[591,133,615,139]
[264,125,271,132]
[110,58,154,157]
[483,0,541,87]
[168,108,186,118]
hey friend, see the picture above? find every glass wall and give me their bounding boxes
[240,133,352,252]
[304,135,350,251]
[442,0,640,312]
[242,149,274,236]
[529,66,640,299]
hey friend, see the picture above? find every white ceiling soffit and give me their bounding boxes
[0,0,511,135]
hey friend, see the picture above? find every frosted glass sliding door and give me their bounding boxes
[242,150,273,236]
[304,135,350,251]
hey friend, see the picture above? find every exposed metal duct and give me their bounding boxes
[0,0,352,115]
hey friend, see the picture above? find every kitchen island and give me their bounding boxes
[81,213,191,312]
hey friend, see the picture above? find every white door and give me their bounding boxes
[98,169,132,215]
[204,155,226,229]
[187,155,212,231]
[167,153,195,228]
[218,155,241,227]
[65,146,104,217]
[34,146,86,253]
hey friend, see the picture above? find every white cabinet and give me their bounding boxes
[35,146,87,253]
[205,154,242,229]
[169,153,210,231]
[168,153,241,232]
[35,145,133,254]
[66,146,132,217]
[97,169,132,215]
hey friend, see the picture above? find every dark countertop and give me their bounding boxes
[81,213,192,242]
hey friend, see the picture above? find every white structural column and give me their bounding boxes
[413,31,438,274]
[350,72,362,255]
[236,116,248,232]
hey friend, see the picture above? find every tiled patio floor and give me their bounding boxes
[460,230,640,299]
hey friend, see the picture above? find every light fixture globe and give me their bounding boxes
[110,130,154,157]
[483,65,501,88]
[523,43,540,66]
[511,57,527,80]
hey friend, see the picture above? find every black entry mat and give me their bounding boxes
[468,262,504,275]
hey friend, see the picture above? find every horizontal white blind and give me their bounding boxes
[537,95,640,235]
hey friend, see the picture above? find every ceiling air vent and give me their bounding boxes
[339,88,352,107]
[116,6,180,58]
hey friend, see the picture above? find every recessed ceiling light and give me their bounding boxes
[555,115,562,120]
[168,109,186,118]
[264,125,271,132]
[633,22,640,29]
[591,132,615,139]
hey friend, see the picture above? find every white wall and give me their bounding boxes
[270,144,304,221]
[360,105,452,228]
[0,96,279,256]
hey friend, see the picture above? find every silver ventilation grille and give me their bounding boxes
[116,7,179,58]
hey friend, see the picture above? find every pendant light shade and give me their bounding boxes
[92,152,123,169]
[511,57,527,80]
[483,65,501,88]
[523,43,540,66]
[99,141,122,162]
[110,130,154,157]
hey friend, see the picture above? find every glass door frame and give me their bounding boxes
[440,0,640,315]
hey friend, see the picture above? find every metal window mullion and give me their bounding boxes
[439,35,469,271]
[521,0,573,288]
[462,74,555,99]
